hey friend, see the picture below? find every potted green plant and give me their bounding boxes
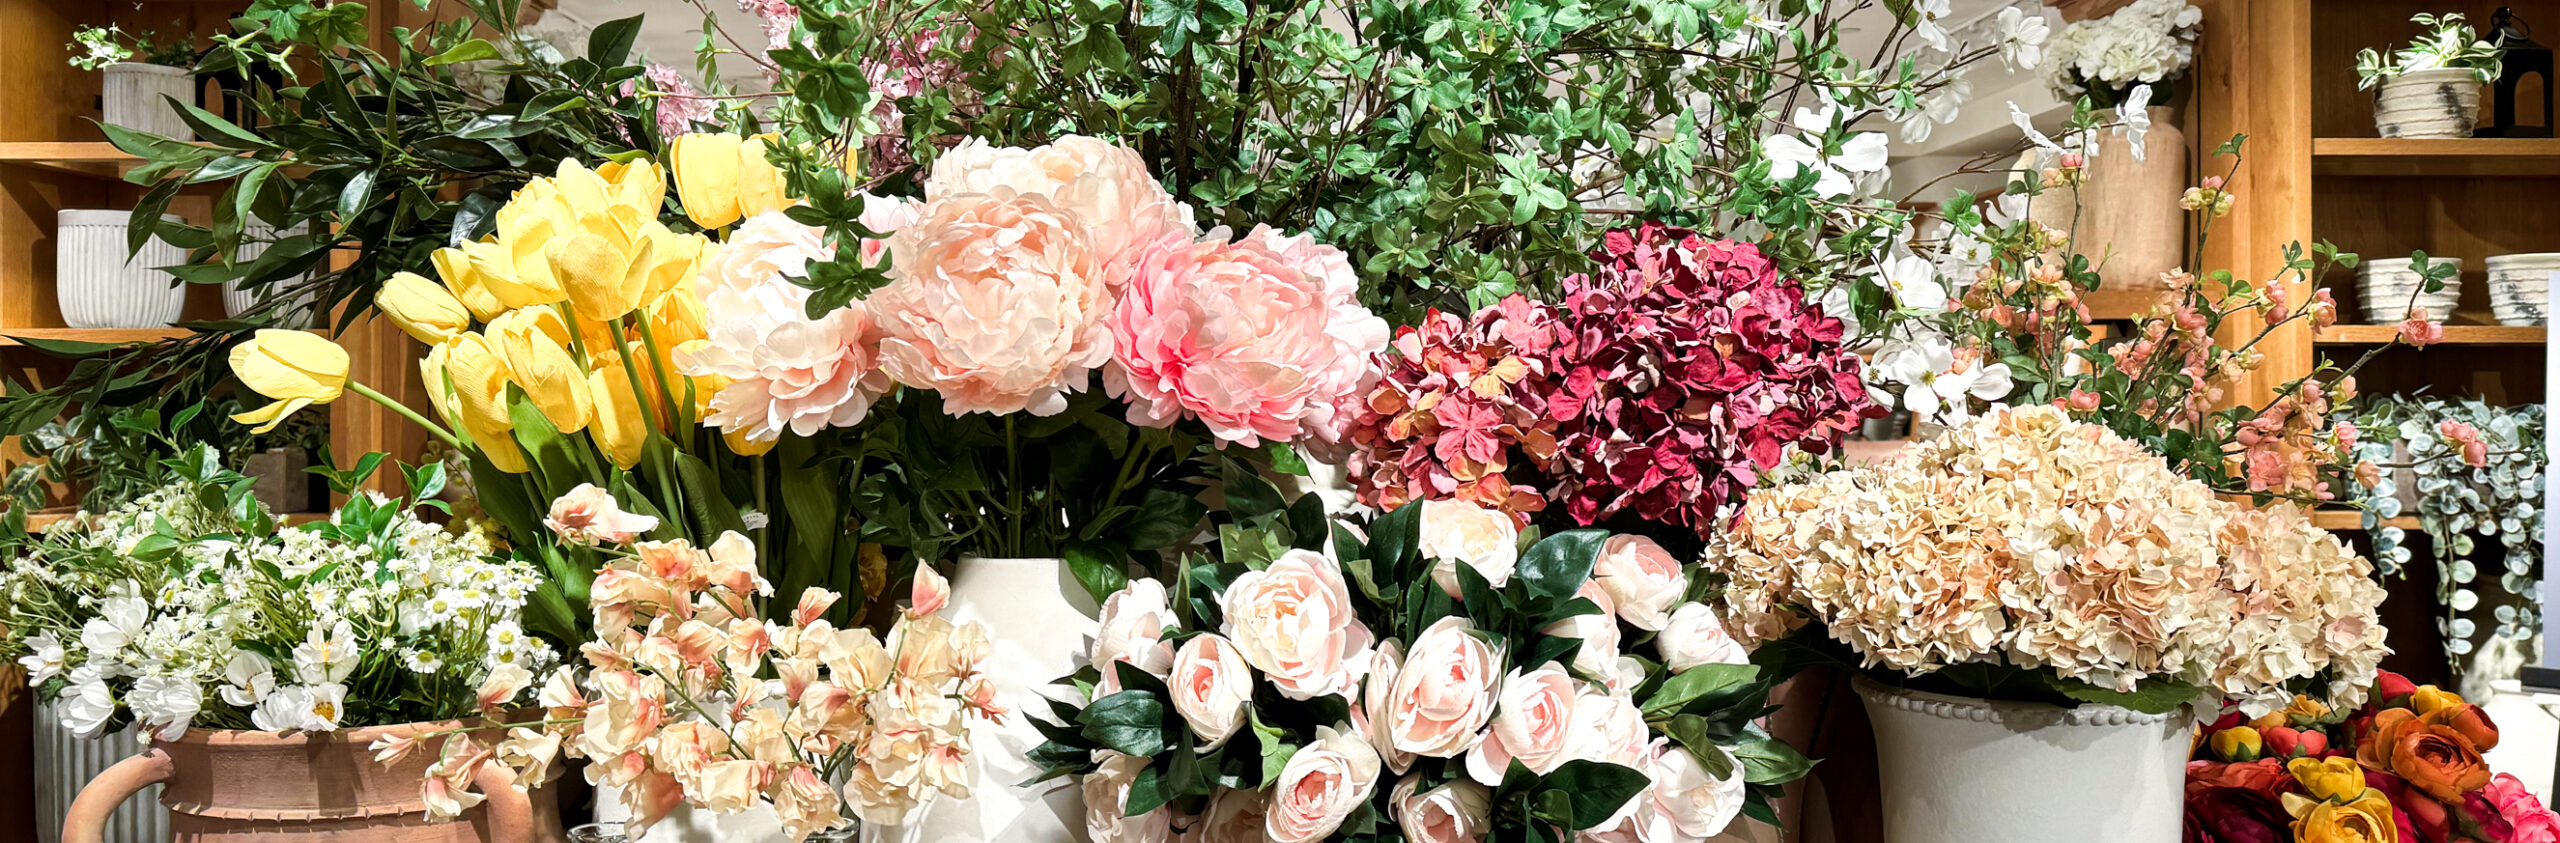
[2358,13,2505,138]
[68,25,199,141]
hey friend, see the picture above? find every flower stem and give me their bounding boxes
[346,382,464,451]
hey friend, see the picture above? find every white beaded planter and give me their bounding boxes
[2374,67,2484,139]
[220,221,323,326]
[100,62,197,140]
[56,210,185,330]
[1855,677,2192,843]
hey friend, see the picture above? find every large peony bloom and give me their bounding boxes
[1106,225,1388,447]
[924,135,1194,284]
[870,190,1112,416]
[677,210,891,443]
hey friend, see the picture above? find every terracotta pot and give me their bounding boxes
[63,719,564,843]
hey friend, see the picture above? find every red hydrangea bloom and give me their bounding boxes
[1534,223,1880,536]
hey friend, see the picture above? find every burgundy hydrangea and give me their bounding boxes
[1534,223,1880,535]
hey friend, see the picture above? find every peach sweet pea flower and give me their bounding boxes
[1266,725,1384,843]
[476,663,535,711]
[908,564,950,617]
[544,484,660,546]
[1219,549,1376,700]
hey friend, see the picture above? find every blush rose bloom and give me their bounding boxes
[1544,581,1622,678]
[679,210,892,443]
[1086,751,1175,843]
[544,483,660,545]
[1199,787,1273,843]
[870,190,1111,416]
[1418,499,1520,598]
[1221,549,1376,700]
[1384,616,1501,759]
[1095,578,1178,694]
[1591,535,1685,631]
[1565,687,1648,767]
[1589,738,1747,842]
[1266,725,1384,843]
[1105,225,1388,447]
[923,136,1195,286]
[1169,633,1254,749]
[1658,603,1751,674]
[1389,773,1493,843]
[1465,662,1580,785]
[1361,639,1418,774]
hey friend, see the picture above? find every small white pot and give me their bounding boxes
[100,62,196,140]
[220,221,324,326]
[56,209,186,330]
[906,556,1100,843]
[2360,257,2463,323]
[2485,255,2559,326]
[1856,677,2192,843]
[2375,67,2485,139]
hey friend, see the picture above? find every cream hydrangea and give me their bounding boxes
[1705,405,2384,713]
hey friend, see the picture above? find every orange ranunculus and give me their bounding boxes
[2419,702,2500,752]
[2189,758,2300,800]
[2362,707,2492,803]
[2283,788,2400,843]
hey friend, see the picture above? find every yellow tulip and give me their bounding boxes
[550,228,655,322]
[587,358,649,469]
[2288,756,2367,804]
[431,246,508,321]
[418,338,464,430]
[442,333,530,474]
[379,271,472,344]
[227,330,349,433]
[598,158,668,218]
[645,279,708,348]
[672,133,789,230]
[640,225,708,302]
[724,426,778,457]
[487,309,593,434]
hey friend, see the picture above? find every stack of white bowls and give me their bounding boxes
[2359,257,2463,323]
[2483,253,2557,326]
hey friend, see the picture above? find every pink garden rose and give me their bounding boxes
[1565,687,1648,768]
[1220,550,1375,700]
[1266,725,1384,843]
[1418,499,1520,598]
[870,191,1111,416]
[1168,634,1254,749]
[1591,535,1685,631]
[1465,662,1579,785]
[1383,617,1501,759]
[1543,581,1622,677]
[1199,787,1272,843]
[1105,225,1388,447]
[1658,603,1751,674]
[924,136,1194,286]
[1095,579,1177,694]
[679,210,892,443]
[1360,639,1418,774]
[1389,773,1493,843]
[545,483,660,545]
[1086,751,1175,843]
[2487,773,2560,843]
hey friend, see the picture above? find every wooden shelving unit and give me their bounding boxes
[0,327,193,346]
[2315,324,2547,345]
[2312,137,2560,176]
[22,508,329,532]
[2312,509,2424,532]
[0,142,142,178]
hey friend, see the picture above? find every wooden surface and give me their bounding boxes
[2315,324,2548,344]
[0,141,138,178]
[0,327,194,346]
[2312,509,2425,530]
[2314,138,2560,176]
[2196,0,2315,409]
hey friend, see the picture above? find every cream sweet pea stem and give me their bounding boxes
[345,381,465,451]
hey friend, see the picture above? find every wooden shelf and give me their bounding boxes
[2312,138,2560,177]
[0,328,193,347]
[2311,509,2422,531]
[25,509,329,532]
[0,142,143,179]
[2313,324,2545,345]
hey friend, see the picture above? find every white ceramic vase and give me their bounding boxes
[220,221,323,326]
[906,556,1100,843]
[1854,677,2191,843]
[33,696,171,843]
[2484,254,2559,326]
[56,209,186,330]
[2358,257,2463,324]
[101,62,197,140]
[2375,68,2484,139]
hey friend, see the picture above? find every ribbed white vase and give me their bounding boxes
[220,221,322,326]
[56,210,185,329]
[33,697,171,843]
[1855,677,2191,843]
[100,62,196,140]
[905,557,1100,843]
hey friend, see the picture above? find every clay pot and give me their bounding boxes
[64,719,564,843]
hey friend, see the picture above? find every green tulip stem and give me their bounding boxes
[345,381,464,451]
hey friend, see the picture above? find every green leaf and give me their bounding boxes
[1539,760,1652,829]
[1124,486,1207,550]
[1064,539,1131,605]
[425,38,502,66]
[2056,676,2204,715]
[1249,708,1295,786]
[588,15,646,67]
[1733,727,1817,785]
[1123,764,1170,816]
[166,98,277,151]
[1515,529,1607,601]
[1641,663,1758,716]
[1080,689,1169,757]
[1367,501,1421,584]
[1221,458,1284,522]
[1660,714,1737,779]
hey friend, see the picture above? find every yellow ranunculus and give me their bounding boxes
[487,308,593,435]
[2288,756,2367,804]
[227,330,349,433]
[431,246,507,321]
[442,333,529,474]
[587,358,648,469]
[672,133,788,230]
[2282,789,2399,843]
[2409,686,2464,716]
[379,271,472,344]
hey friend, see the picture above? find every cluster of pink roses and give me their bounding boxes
[1344,224,1877,535]
[1071,499,1764,843]
[404,490,1000,842]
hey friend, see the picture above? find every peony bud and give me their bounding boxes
[2262,726,2302,758]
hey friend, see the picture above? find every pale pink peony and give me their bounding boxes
[1383,617,1501,759]
[678,210,891,443]
[1198,787,1272,843]
[545,483,660,545]
[1220,549,1375,701]
[924,135,1194,284]
[1167,633,1253,749]
[1465,662,1579,785]
[1544,581,1622,677]
[1094,578,1178,694]
[1591,535,1686,631]
[1105,225,1388,447]
[1086,752,1175,843]
[1265,725,1383,843]
[1416,498,1520,598]
[869,191,1111,416]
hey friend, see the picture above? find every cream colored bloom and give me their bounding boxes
[1417,499,1519,598]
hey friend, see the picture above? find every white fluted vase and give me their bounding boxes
[56,210,185,329]
[34,697,170,843]
[1854,677,2191,843]
[101,62,196,139]
[220,221,322,326]
[904,557,1099,843]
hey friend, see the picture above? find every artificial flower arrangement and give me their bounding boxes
[1339,222,1881,540]
[394,486,998,841]
[2043,0,2204,106]
[1030,479,1805,842]
[2356,13,2506,90]
[1706,405,2389,716]
[2187,674,2560,843]
[0,444,549,740]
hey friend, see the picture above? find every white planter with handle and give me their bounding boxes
[100,62,196,140]
[2374,67,2484,139]
[56,210,185,330]
[1855,677,2192,843]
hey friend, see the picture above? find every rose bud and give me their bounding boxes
[2262,727,2303,759]
[2295,730,2330,757]
[2375,672,2420,707]
[2210,726,2264,762]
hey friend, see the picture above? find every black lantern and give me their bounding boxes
[2481,7,2554,138]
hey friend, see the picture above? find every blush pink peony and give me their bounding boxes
[1464,662,1579,785]
[924,135,1194,285]
[678,210,891,443]
[1105,225,1388,447]
[1166,633,1253,749]
[869,190,1112,416]
[1265,725,1384,843]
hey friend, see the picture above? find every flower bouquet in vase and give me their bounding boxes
[1031,481,1809,843]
